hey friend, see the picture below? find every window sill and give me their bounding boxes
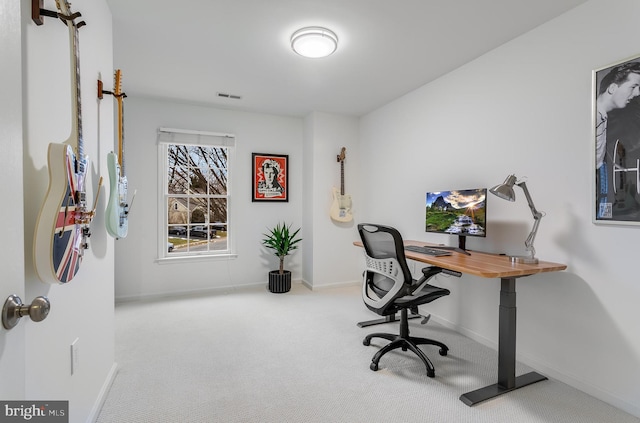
[156,253,238,264]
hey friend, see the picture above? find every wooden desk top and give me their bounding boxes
[353,240,567,279]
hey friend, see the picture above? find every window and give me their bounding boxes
[158,128,235,259]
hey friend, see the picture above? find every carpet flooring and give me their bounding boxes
[96,283,639,423]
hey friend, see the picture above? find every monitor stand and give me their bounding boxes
[432,235,471,256]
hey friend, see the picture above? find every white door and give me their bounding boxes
[0,0,27,400]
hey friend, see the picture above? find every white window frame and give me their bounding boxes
[157,127,237,262]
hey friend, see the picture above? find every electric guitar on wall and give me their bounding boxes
[330,147,353,222]
[33,0,101,284]
[105,69,132,239]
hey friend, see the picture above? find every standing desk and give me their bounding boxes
[353,239,567,406]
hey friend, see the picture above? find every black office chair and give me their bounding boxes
[357,223,457,377]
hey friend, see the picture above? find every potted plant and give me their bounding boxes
[262,222,302,293]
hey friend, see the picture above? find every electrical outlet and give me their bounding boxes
[70,338,79,375]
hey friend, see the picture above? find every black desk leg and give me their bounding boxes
[460,277,547,406]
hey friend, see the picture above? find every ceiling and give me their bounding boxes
[105,0,588,118]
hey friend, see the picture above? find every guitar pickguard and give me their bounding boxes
[330,187,353,223]
[106,152,129,238]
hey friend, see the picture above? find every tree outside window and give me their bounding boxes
[164,143,230,256]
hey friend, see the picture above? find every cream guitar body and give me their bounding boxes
[330,147,353,223]
[34,143,90,284]
[330,187,353,222]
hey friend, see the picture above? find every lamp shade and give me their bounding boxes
[490,174,517,201]
[291,26,338,58]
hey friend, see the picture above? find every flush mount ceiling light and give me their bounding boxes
[291,26,338,58]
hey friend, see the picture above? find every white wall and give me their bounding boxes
[114,97,305,300]
[358,0,640,416]
[114,100,366,300]
[20,0,116,421]
[302,112,362,289]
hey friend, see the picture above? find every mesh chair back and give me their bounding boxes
[358,224,413,315]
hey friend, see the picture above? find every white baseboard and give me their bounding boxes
[116,278,361,303]
[516,351,640,419]
[301,279,360,291]
[430,315,640,419]
[115,281,268,304]
[88,362,118,423]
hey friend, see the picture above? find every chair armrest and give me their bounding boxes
[411,266,461,293]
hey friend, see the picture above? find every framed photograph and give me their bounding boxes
[252,153,288,202]
[593,54,640,225]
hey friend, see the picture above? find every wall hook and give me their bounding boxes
[32,0,58,25]
[32,0,86,28]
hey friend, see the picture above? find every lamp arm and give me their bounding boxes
[517,181,544,258]
[524,218,540,258]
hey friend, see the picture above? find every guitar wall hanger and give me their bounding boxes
[97,79,127,100]
[32,0,85,28]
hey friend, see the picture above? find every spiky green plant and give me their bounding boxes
[262,222,302,275]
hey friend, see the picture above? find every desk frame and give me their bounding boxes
[459,276,547,406]
[354,240,566,406]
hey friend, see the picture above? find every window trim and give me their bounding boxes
[157,127,235,262]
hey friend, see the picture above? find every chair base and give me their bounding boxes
[363,332,448,377]
[356,312,422,328]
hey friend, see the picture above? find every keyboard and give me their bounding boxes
[404,245,452,256]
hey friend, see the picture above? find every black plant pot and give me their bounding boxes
[268,270,291,293]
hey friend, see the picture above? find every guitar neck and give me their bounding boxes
[117,96,125,175]
[67,13,84,162]
[340,160,345,195]
[114,69,125,176]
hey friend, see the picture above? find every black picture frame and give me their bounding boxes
[593,54,640,225]
[252,153,288,202]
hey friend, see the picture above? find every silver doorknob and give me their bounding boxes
[2,295,50,330]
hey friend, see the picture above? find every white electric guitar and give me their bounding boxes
[330,147,353,222]
[105,69,133,238]
[33,0,101,284]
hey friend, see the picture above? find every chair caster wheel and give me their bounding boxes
[439,348,448,356]
[370,362,378,371]
[363,338,370,346]
[427,370,435,378]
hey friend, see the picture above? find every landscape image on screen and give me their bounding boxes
[425,188,487,237]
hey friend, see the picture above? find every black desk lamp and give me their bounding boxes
[490,174,545,264]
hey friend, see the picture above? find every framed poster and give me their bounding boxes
[593,54,640,225]
[252,153,288,202]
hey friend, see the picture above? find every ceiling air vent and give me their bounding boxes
[217,92,242,100]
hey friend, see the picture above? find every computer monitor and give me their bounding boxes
[425,188,487,254]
